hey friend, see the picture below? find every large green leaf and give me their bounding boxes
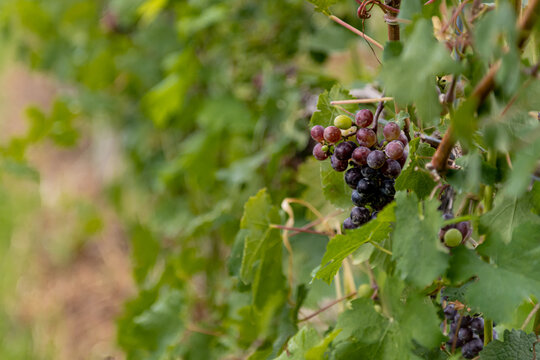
[479,329,538,360]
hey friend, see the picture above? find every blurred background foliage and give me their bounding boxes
[0,0,388,358]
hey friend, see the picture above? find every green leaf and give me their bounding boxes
[130,223,161,286]
[315,203,395,284]
[505,133,540,197]
[310,85,356,127]
[320,160,351,209]
[395,138,437,199]
[380,19,461,126]
[479,329,538,360]
[274,327,321,360]
[449,222,540,323]
[305,0,338,15]
[305,329,341,360]
[392,192,448,287]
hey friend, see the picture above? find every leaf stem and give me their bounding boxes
[298,292,357,322]
[329,15,384,50]
[270,224,331,236]
[368,240,393,256]
[521,303,540,330]
[484,320,494,345]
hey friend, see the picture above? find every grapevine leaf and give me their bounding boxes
[335,298,388,343]
[310,85,356,127]
[320,160,351,209]
[130,223,161,286]
[479,329,538,360]
[380,19,461,126]
[315,203,396,284]
[274,327,321,360]
[305,329,341,360]
[448,222,540,323]
[395,138,437,199]
[479,193,540,244]
[305,0,338,15]
[505,133,540,197]
[392,192,449,287]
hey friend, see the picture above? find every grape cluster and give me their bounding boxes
[439,213,472,248]
[311,109,408,230]
[443,304,492,359]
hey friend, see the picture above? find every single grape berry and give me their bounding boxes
[397,150,408,168]
[343,217,358,230]
[367,150,386,169]
[334,141,355,160]
[355,109,373,128]
[384,140,404,160]
[458,328,473,343]
[371,211,378,219]
[356,128,377,148]
[351,146,371,165]
[456,221,471,240]
[470,318,484,333]
[444,304,457,320]
[357,283,372,298]
[312,143,328,161]
[331,155,349,172]
[311,125,325,142]
[382,159,401,178]
[351,190,368,207]
[324,126,342,143]
[350,207,370,225]
[361,165,378,179]
[344,167,363,189]
[383,122,400,141]
[461,338,483,359]
[447,333,465,348]
[444,228,463,247]
[345,140,358,149]
[380,179,396,197]
[334,114,353,129]
[357,178,375,194]
[398,132,408,147]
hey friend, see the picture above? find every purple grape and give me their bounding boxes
[355,109,373,128]
[380,179,396,197]
[398,132,408,147]
[470,318,484,333]
[350,207,370,225]
[461,338,483,359]
[367,150,386,169]
[324,126,342,143]
[356,178,375,193]
[331,155,348,172]
[313,143,329,161]
[383,122,400,141]
[345,140,358,150]
[351,190,368,206]
[356,128,377,148]
[371,211,378,219]
[344,167,363,189]
[458,328,473,343]
[456,221,471,240]
[351,146,371,165]
[343,217,358,230]
[384,140,404,160]
[334,141,355,160]
[397,150,408,168]
[382,159,401,178]
[444,304,457,319]
[311,125,325,142]
[361,165,378,179]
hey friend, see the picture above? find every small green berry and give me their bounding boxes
[357,283,372,298]
[321,145,329,153]
[374,304,382,313]
[444,228,463,247]
[334,115,353,130]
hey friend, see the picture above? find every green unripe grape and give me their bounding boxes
[321,145,329,153]
[374,304,382,313]
[357,283,372,298]
[444,228,463,247]
[334,115,353,130]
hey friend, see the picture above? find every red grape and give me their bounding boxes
[382,159,401,178]
[324,126,342,143]
[331,155,348,171]
[398,132,408,146]
[356,128,377,147]
[313,143,328,160]
[311,125,325,142]
[351,146,371,165]
[397,150,408,167]
[334,141,355,160]
[355,109,373,128]
[384,140,404,160]
[383,122,400,141]
[367,150,386,169]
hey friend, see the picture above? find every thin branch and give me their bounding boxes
[329,15,384,50]
[373,95,386,135]
[270,224,332,236]
[298,292,357,322]
[522,303,540,330]
[331,97,393,105]
[290,210,343,237]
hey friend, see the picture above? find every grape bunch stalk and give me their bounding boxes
[311,109,408,230]
[443,303,495,359]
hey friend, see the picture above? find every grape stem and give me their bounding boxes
[373,95,386,135]
[270,224,332,236]
[329,15,384,50]
[368,240,393,256]
[298,292,357,322]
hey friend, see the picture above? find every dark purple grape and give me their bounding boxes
[344,167,363,189]
[367,150,386,169]
[345,141,358,150]
[380,179,396,197]
[356,128,377,148]
[331,155,349,172]
[356,178,375,193]
[381,159,401,178]
[334,141,355,160]
[447,333,465,348]
[351,190,368,207]
[313,143,329,161]
[355,109,373,128]
[456,221,471,240]
[351,146,371,165]
[461,338,483,359]
[444,304,457,319]
[324,126,342,143]
[350,207,371,225]
[343,217,358,230]
[361,165,378,179]
[383,122,400,141]
[371,211,378,219]
[458,328,473,343]
[311,125,325,142]
[371,195,392,210]
[397,150,408,168]
[455,315,472,328]
[470,318,484,333]
[384,140,404,160]
[398,132,408,147]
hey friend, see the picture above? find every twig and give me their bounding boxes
[373,96,386,135]
[332,104,355,116]
[270,224,331,236]
[363,261,379,300]
[290,210,343,237]
[329,15,384,50]
[522,303,540,330]
[298,292,357,322]
[331,97,393,105]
